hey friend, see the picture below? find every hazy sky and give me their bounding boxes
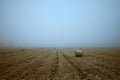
[0,0,120,47]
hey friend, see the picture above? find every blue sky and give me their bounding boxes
[0,0,120,47]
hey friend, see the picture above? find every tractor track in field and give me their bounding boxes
[84,52,120,63]
[24,51,53,80]
[81,54,120,76]
[0,50,41,62]
[0,50,42,76]
[0,48,119,80]
[0,51,26,58]
[1,50,51,80]
[0,54,35,76]
[0,51,21,55]
[0,49,46,58]
[76,59,117,80]
[74,57,118,80]
[1,54,41,79]
[49,51,59,80]
[61,50,88,80]
[18,50,53,80]
[65,49,119,80]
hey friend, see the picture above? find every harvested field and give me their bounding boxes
[0,48,120,80]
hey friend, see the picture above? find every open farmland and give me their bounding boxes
[0,48,120,80]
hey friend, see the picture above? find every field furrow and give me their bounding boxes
[0,48,119,80]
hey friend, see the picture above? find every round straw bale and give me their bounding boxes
[75,50,83,57]
[21,49,25,51]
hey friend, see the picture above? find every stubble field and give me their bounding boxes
[0,48,120,80]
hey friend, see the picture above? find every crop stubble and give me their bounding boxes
[0,48,120,80]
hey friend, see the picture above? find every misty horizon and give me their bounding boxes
[0,0,120,47]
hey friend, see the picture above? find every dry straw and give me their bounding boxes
[21,49,25,51]
[75,49,82,57]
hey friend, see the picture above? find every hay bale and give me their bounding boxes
[21,49,25,51]
[75,49,83,57]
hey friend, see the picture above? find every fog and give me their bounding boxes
[0,0,120,47]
